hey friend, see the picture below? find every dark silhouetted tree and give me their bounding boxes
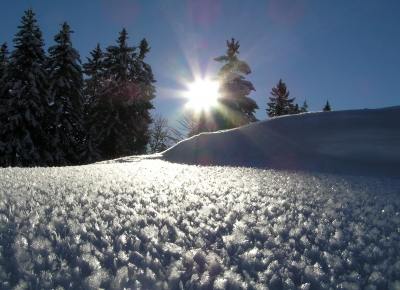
[300,100,308,113]
[323,100,331,111]
[87,29,155,160]
[0,42,10,100]
[266,79,295,117]
[47,22,86,165]
[0,9,53,167]
[80,43,105,163]
[212,38,259,131]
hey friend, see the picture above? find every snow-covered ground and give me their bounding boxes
[0,107,399,289]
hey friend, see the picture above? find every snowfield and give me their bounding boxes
[0,107,400,289]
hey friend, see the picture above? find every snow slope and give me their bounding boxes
[162,106,400,179]
[0,107,399,289]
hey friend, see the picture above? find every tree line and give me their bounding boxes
[0,9,332,166]
[0,9,155,167]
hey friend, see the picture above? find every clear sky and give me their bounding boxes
[1,0,399,124]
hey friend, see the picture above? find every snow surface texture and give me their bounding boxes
[0,107,400,289]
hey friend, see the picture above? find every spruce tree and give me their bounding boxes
[88,29,155,160]
[300,100,308,113]
[47,22,86,165]
[0,42,10,100]
[81,44,105,163]
[213,38,259,130]
[266,79,295,117]
[0,42,9,80]
[323,100,331,111]
[82,43,104,110]
[0,9,53,167]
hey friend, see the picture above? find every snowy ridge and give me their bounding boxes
[162,106,400,179]
[0,107,400,289]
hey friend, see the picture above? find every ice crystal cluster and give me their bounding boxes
[0,160,400,289]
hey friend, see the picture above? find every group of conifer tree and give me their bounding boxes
[0,9,155,167]
[0,10,333,167]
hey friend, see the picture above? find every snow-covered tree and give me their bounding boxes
[47,22,86,165]
[0,9,53,167]
[266,79,295,117]
[213,38,259,130]
[87,29,155,160]
[323,100,331,112]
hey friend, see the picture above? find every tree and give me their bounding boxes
[323,100,331,111]
[266,79,295,117]
[148,113,180,154]
[0,9,53,167]
[0,42,10,103]
[80,44,105,164]
[213,38,259,130]
[300,100,308,113]
[47,22,86,165]
[87,29,155,160]
[171,109,199,139]
[82,43,104,110]
[0,42,10,81]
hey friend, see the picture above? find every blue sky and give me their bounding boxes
[1,0,399,124]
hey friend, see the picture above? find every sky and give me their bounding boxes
[1,106,399,288]
[1,0,399,125]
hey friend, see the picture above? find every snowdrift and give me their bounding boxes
[0,107,400,289]
[162,106,400,179]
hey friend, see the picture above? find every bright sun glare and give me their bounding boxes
[185,79,219,110]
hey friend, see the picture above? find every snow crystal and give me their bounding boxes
[0,107,399,288]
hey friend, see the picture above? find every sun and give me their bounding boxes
[185,79,219,110]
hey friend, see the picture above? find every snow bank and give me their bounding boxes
[162,106,400,179]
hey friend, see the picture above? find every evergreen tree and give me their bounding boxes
[0,9,53,167]
[266,79,295,117]
[81,44,105,163]
[212,38,259,130]
[0,42,10,80]
[47,22,86,165]
[0,42,10,99]
[290,103,301,115]
[88,29,155,160]
[323,100,331,111]
[82,43,104,110]
[300,100,308,113]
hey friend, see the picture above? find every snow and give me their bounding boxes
[0,107,399,289]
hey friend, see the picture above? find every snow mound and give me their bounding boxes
[162,106,400,178]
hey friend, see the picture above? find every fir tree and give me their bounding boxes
[290,103,301,115]
[0,42,10,79]
[0,9,53,167]
[88,29,155,160]
[81,44,105,163]
[212,38,259,130]
[266,79,295,117]
[323,100,331,111]
[47,22,86,165]
[300,100,308,113]
[83,43,104,108]
[0,42,10,99]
